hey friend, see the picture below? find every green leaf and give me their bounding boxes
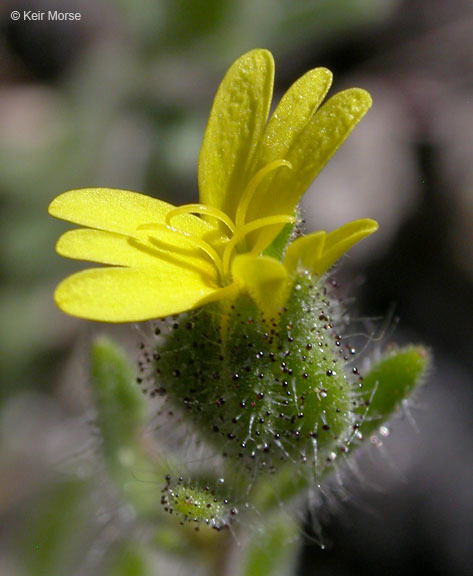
[252,346,430,511]
[90,338,185,520]
[238,512,299,576]
[90,336,145,463]
[90,338,144,456]
[20,479,88,576]
[103,542,151,576]
[356,345,430,437]
[251,464,309,513]
[89,336,169,517]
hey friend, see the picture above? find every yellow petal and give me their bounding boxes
[283,231,326,274]
[284,219,378,277]
[254,67,333,171]
[54,266,219,322]
[231,254,288,320]
[247,88,372,253]
[48,188,216,240]
[56,228,217,278]
[317,218,378,274]
[198,49,274,224]
[245,67,332,252]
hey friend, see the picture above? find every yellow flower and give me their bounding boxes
[49,49,377,322]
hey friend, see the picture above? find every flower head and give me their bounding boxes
[49,49,377,322]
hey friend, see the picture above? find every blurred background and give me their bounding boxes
[0,0,472,574]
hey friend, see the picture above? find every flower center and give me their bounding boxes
[139,161,295,285]
[235,159,292,230]
[166,204,236,236]
[137,221,226,279]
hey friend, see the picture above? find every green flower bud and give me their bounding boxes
[161,475,236,530]
[154,272,363,479]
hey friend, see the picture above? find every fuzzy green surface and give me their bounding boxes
[161,477,234,530]
[357,345,430,437]
[90,337,146,461]
[155,272,361,477]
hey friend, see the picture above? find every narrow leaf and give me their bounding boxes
[238,512,299,576]
[356,346,430,437]
[90,337,145,462]
[103,543,151,576]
